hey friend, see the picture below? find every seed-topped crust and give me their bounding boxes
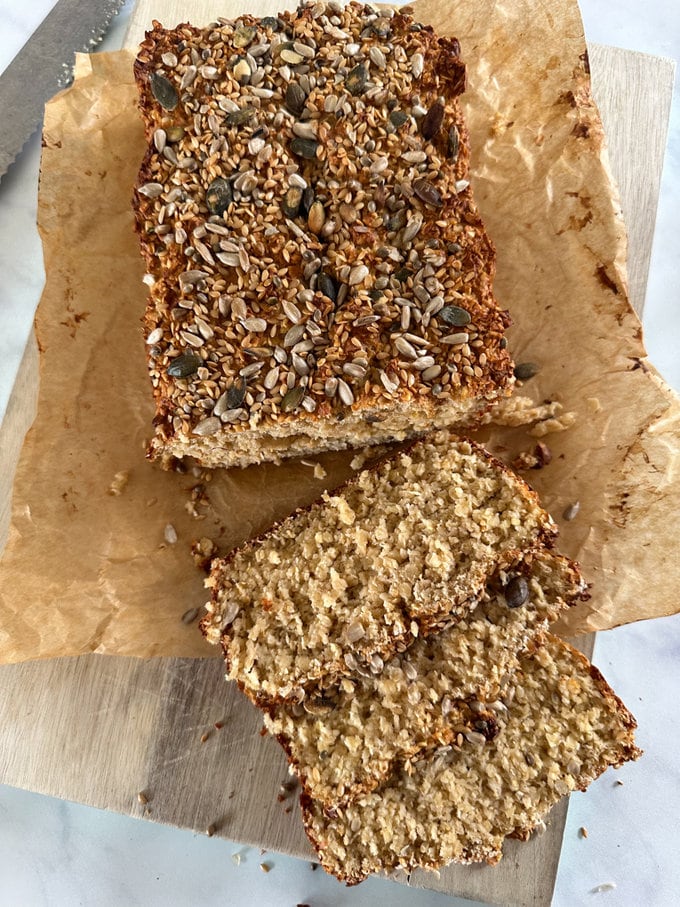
[300,634,641,884]
[264,551,587,809]
[200,434,557,703]
[133,1,514,468]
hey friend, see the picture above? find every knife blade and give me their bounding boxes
[0,0,125,181]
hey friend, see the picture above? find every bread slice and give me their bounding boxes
[264,551,586,808]
[133,1,514,469]
[301,634,641,883]
[201,434,556,702]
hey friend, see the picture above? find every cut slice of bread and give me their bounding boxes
[301,634,641,883]
[133,1,514,469]
[201,433,556,702]
[264,551,586,808]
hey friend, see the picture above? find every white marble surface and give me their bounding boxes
[0,2,678,905]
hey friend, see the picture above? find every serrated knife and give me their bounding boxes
[0,0,125,182]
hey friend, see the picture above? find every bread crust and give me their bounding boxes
[133,2,514,468]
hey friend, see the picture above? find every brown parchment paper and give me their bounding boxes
[1,0,679,663]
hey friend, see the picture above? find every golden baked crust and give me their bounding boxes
[300,634,641,884]
[133,1,514,468]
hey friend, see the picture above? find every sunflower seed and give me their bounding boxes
[395,336,418,359]
[369,46,386,69]
[280,46,305,65]
[242,317,267,333]
[348,264,369,286]
[282,300,302,323]
[448,125,460,160]
[421,365,442,381]
[455,179,470,192]
[193,417,221,436]
[263,366,280,390]
[402,212,423,244]
[293,120,317,140]
[167,353,200,378]
[138,182,164,198]
[337,378,355,405]
[153,128,166,152]
[413,355,436,370]
[563,501,580,521]
[402,149,427,164]
[411,53,424,79]
[284,323,306,347]
[288,172,308,190]
[217,252,240,267]
[442,332,470,345]
[180,66,197,90]
[370,156,389,175]
[239,361,265,379]
[149,72,178,109]
[343,362,367,379]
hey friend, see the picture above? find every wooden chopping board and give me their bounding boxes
[0,0,674,903]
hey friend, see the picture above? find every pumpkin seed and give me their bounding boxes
[290,137,318,159]
[514,362,539,381]
[421,99,445,140]
[165,125,185,143]
[281,187,303,219]
[504,576,529,608]
[317,272,337,301]
[226,107,256,126]
[438,305,471,326]
[233,26,257,47]
[206,178,233,216]
[149,72,178,110]
[413,177,443,208]
[226,377,247,409]
[389,110,409,128]
[345,64,368,95]
[167,352,200,378]
[300,186,315,217]
[285,81,306,116]
[281,385,305,412]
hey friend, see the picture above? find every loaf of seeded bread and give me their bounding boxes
[200,434,557,702]
[133,1,514,469]
[264,551,586,808]
[301,634,641,883]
